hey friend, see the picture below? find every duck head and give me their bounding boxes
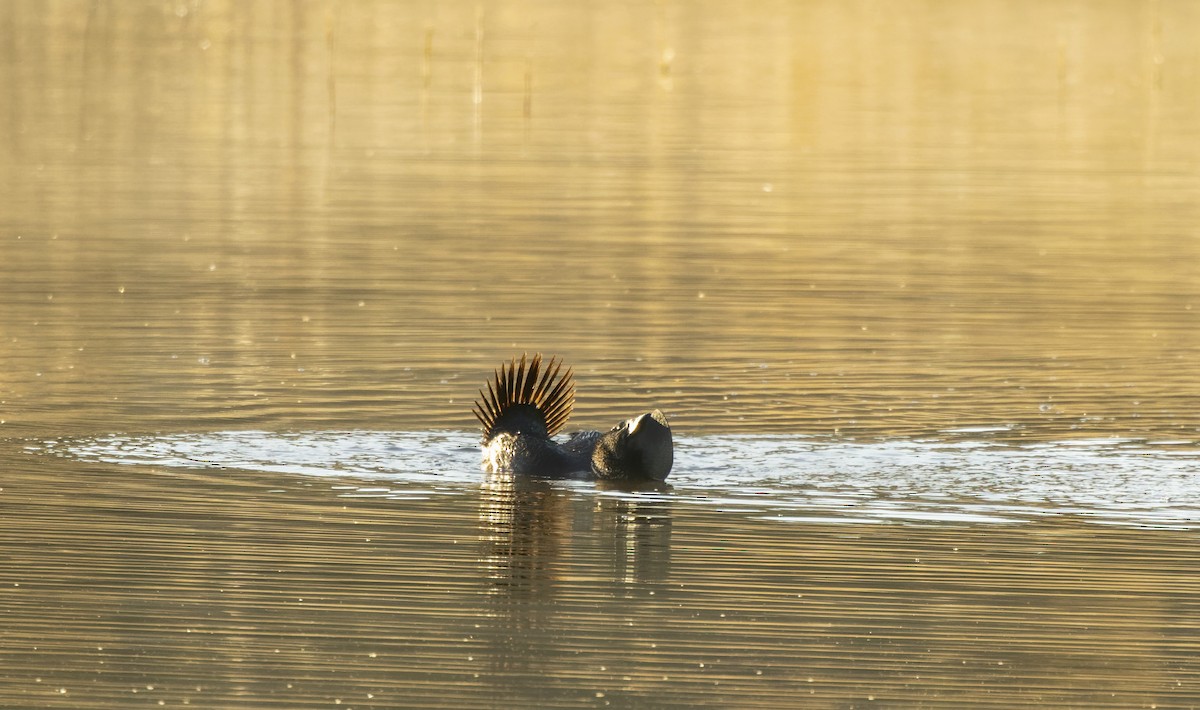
[591,409,673,481]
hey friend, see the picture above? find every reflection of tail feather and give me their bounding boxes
[477,473,567,590]
[475,473,574,675]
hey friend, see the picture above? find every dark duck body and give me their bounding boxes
[472,354,673,481]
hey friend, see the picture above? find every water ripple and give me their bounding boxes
[36,430,1200,529]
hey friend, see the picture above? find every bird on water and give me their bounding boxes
[471,353,673,481]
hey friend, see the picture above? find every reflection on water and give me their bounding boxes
[477,473,673,692]
[3,0,1200,441]
[4,0,1200,706]
[4,443,1200,708]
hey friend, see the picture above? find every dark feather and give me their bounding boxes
[471,353,575,442]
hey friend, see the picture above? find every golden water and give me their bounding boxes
[2,1,1200,707]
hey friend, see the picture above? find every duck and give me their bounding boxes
[471,354,673,481]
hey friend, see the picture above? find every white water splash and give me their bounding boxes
[35,431,1200,529]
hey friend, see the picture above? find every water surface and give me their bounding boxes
[7,434,1200,708]
[3,0,1200,707]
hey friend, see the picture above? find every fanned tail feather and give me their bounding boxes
[472,353,575,441]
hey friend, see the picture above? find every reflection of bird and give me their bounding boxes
[472,354,673,481]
